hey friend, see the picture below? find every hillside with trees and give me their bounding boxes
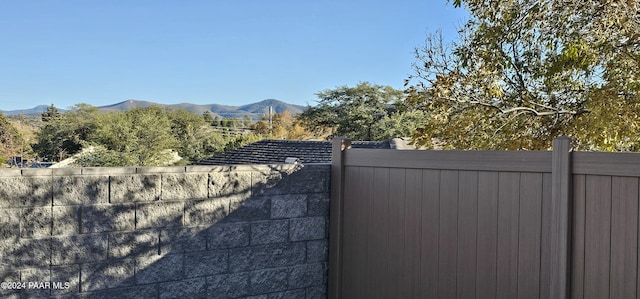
[1,102,316,167]
[1,99,305,118]
[28,104,270,166]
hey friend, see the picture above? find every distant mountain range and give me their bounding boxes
[0,99,308,118]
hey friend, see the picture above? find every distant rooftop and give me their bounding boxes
[194,138,414,165]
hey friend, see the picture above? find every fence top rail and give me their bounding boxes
[573,151,640,176]
[342,148,552,172]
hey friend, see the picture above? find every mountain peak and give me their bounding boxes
[0,99,307,117]
[238,99,305,114]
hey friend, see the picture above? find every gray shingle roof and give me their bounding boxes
[193,139,392,165]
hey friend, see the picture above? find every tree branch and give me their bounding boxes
[435,96,589,116]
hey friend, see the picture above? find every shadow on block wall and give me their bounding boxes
[0,164,330,299]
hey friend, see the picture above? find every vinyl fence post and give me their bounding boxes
[550,136,573,299]
[329,137,351,299]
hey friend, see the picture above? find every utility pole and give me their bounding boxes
[268,106,273,135]
[20,114,24,167]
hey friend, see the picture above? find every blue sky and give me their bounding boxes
[0,1,468,111]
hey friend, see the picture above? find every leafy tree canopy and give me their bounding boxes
[299,82,425,141]
[252,110,313,140]
[0,112,25,164]
[32,104,258,166]
[32,104,99,161]
[91,106,179,165]
[41,104,61,122]
[408,0,639,150]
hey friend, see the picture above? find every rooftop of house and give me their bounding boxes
[193,138,415,165]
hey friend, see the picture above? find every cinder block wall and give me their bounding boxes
[0,164,330,299]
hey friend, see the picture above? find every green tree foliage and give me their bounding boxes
[202,111,214,124]
[212,115,221,127]
[0,112,24,164]
[73,145,138,167]
[252,110,313,139]
[299,82,425,140]
[41,104,61,122]
[252,120,270,135]
[408,0,640,150]
[167,109,225,163]
[32,104,237,166]
[243,114,253,127]
[32,104,99,161]
[91,106,179,165]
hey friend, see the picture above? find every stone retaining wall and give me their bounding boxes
[0,164,330,299]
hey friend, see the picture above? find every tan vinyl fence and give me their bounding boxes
[329,137,640,299]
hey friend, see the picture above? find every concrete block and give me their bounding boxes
[285,290,309,299]
[249,267,289,295]
[185,165,230,173]
[0,169,21,177]
[109,175,160,203]
[81,167,136,175]
[108,231,159,259]
[284,290,309,299]
[184,250,228,278]
[135,254,184,284]
[227,196,270,222]
[20,267,51,298]
[290,217,325,241]
[184,198,229,226]
[50,264,80,295]
[248,289,306,299]
[159,277,206,299]
[52,168,82,176]
[159,227,207,254]
[289,263,327,289]
[288,167,330,194]
[271,194,307,219]
[0,238,50,269]
[161,173,208,200]
[136,202,183,229]
[21,168,52,176]
[306,240,328,263]
[0,208,20,239]
[304,164,331,171]
[80,259,135,292]
[307,193,330,216]
[230,164,276,172]
[0,291,18,299]
[81,204,135,233]
[20,207,52,239]
[53,176,108,205]
[207,222,250,249]
[206,272,249,299]
[0,270,20,298]
[51,234,107,265]
[251,170,287,196]
[137,166,185,174]
[305,286,327,299]
[52,206,80,236]
[0,177,51,207]
[209,171,252,198]
[229,243,306,272]
[250,220,289,245]
[83,284,158,299]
